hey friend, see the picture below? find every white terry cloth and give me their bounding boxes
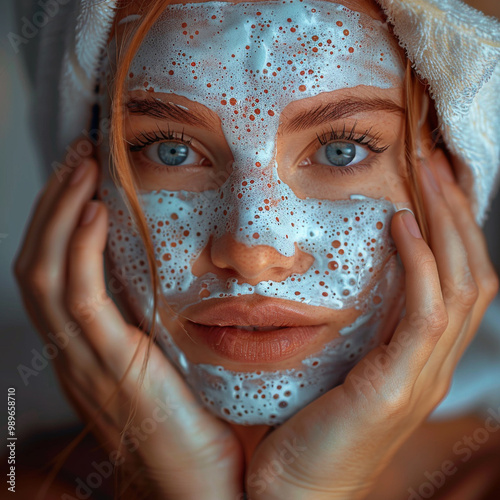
[16,0,500,417]
[14,0,117,176]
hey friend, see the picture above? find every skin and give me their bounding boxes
[10,0,500,499]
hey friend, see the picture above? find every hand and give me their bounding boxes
[14,141,244,500]
[245,149,499,500]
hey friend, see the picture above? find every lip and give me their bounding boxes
[181,296,327,363]
[182,295,327,327]
[185,322,325,363]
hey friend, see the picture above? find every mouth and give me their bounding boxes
[181,296,330,363]
[231,325,285,331]
[185,322,326,363]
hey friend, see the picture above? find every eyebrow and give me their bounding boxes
[283,97,404,134]
[127,95,403,134]
[127,97,217,131]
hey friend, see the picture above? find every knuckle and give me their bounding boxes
[435,378,452,404]
[25,267,53,298]
[352,366,411,420]
[13,258,25,283]
[428,376,453,409]
[480,271,499,302]
[377,385,411,420]
[425,306,448,337]
[413,254,437,276]
[454,275,479,308]
[419,382,449,412]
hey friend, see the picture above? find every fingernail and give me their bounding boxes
[393,202,412,212]
[70,160,91,186]
[399,209,422,239]
[80,202,99,226]
[422,162,441,193]
[435,158,455,184]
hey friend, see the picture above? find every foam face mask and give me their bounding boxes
[100,0,406,425]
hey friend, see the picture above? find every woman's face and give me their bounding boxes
[100,0,414,425]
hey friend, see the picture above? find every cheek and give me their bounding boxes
[381,140,413,202]
[102,177,400,310]
[360,149,414,206]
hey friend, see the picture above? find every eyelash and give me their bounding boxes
[129,126,191,152]
[312,123,389,176]
[316,123,389,153]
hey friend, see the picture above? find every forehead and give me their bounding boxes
[127,1,403,96]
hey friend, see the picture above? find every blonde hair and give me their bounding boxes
[39,1,432,498]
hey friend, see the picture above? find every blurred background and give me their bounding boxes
[1,0,500,443]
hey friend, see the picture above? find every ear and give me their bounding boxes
[428,147,455,184]
[417,91,456,185]
[416,92,435,160]
[421,92,460,189]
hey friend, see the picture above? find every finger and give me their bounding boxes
[15,156,100,367]
[411,156,485,394]
[387,209,448,374]
[15,158,99,358]
[433,150,498,308]
[17,156,98,297]
[15,139,94,272]
[432,150,499,361]
[339,211,448,420]
[24,159,98,303]
[419,158,478,322]
[396,157,482,396]
[65,200,138,372]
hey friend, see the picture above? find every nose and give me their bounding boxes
[209,233,314,284]
[191,156,315,285]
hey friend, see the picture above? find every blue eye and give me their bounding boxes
[157,141,189,166]
[142,140,209,167]
[314,141,369,167]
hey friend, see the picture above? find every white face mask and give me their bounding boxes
[100,0,406,425]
